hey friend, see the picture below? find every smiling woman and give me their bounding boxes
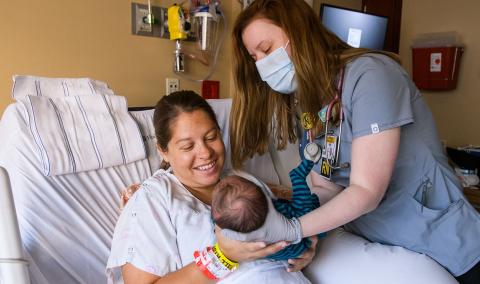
[154,92,225,205]
[106,90,314,284]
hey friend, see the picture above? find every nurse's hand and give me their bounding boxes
[215,225,288,262]
[221,195,302,244]
[287,236,318,272]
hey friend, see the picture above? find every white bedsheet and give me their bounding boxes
[0,104,154,284]
[0,98,281,284]
[0,96,458,284]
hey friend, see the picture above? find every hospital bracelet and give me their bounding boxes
[193,243,238,281]
[212,243,239,271]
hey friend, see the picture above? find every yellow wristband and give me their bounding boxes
[212,243,239,271]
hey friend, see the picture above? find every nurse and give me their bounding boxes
[219,1,480,283]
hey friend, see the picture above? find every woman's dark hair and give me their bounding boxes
[153,90,219,151]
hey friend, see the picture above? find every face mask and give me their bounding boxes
[255,41,297,94]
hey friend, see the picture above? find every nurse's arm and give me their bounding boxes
[299,127,400,237]
[122,262,215,284]
[309,171,344,204]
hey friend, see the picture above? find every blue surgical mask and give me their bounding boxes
[255,41,297,94]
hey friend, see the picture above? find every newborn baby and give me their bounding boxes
[212,159,323,260]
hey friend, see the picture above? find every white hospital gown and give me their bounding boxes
[106,169,310,284]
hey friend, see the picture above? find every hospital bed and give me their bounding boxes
[0,76,458,284]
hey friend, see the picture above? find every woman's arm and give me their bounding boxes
[300,127,400,237]
[122,262,215,284]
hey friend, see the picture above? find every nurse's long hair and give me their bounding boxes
[230,0,399,169]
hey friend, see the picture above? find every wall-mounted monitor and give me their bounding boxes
[320,4,388,50]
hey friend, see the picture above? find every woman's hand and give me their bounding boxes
[215,225,288,262]
[287,236,318,272]
[120,183,141,208]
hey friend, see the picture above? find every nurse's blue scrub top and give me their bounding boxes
[312,54,480,276]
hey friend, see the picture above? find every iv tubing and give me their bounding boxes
[174,2,227,82]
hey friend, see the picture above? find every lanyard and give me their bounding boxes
[316,67,350,173]
[324,68,345,169]
[302,68,348,168]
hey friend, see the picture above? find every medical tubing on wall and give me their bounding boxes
[173,5,227,82]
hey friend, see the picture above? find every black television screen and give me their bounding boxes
[320,4,388,50]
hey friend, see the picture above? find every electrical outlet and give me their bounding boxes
[166,78,179,95]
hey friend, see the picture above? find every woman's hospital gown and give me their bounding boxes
[107,169,311,284]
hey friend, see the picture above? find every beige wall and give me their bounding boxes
[2,0,477,147]
[399,0,480,146]
[0,0,235,116]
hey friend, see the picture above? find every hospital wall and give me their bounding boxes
[1,0,478,147]
[0,0,235,116]
[399,0,480,146]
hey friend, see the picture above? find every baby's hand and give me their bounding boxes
[120,183,141,209]
[287,236,318,272]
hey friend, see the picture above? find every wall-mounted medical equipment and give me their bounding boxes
[131,1,226,82]
[131,1,168,38]
[168,4,189,73]
[411,32,464,91]
[169,1,227,81]
[202,80,220,99]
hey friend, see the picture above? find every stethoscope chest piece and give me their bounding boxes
[304,142,322,163]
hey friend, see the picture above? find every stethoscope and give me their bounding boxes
[302,68,350,170]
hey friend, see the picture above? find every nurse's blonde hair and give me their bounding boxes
[230,0,399,169]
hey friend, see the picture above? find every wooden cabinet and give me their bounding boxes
[362,0,402,53]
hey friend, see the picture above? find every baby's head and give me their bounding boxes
[211,175,268,233]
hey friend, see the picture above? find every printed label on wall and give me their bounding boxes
[430,53,442,72]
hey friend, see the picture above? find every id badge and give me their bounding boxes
[319,135,338,180]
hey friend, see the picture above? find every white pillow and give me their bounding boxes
[304,228,458,284]
[12,75,114,99]
[129,108,162,172]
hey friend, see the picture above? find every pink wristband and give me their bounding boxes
[194,250,218,280]
[193,246,236,281]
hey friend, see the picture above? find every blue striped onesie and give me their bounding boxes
[268,159,325,260]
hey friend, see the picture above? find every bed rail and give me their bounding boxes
[0,166,30,284]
